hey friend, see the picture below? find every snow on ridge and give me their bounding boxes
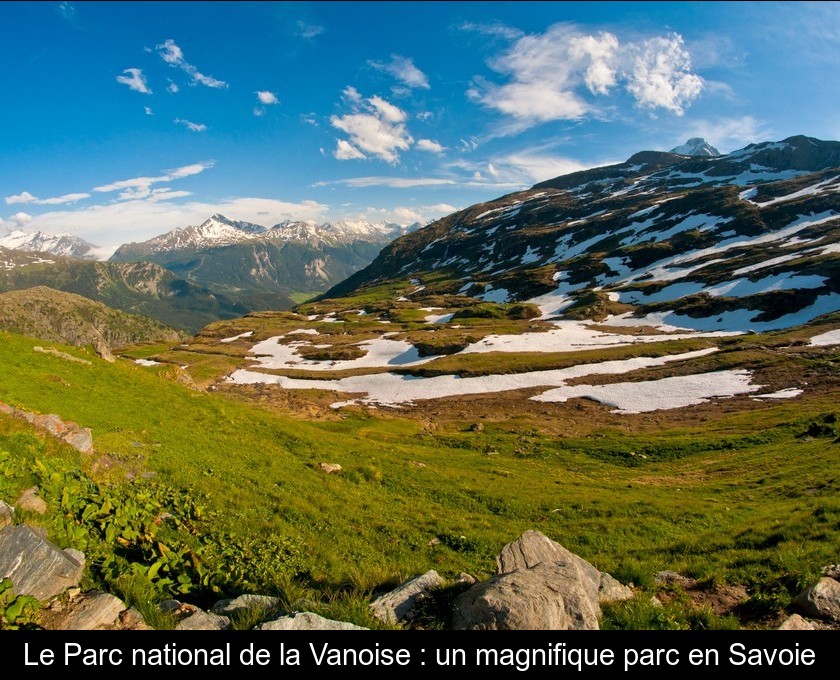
[809,329,840,346]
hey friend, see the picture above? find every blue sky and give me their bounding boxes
[1,1,839,250]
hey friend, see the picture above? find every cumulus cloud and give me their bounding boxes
[471,24,704,130]
[368,55,430,89]
[10,212,32,226]
[156,38,228,89]
[334,139,366,160]
[167,80,179,94]
[256,90,279,105]
[93,161,214,200]
[416,139,446,153]
[5,191,37,205]
[331,91,413,163]
[174,118,208,132]
[116,68,152,94]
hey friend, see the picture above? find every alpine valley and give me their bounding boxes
[1,136,838,632]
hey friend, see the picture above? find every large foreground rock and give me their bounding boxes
[370,570,443,624]
[211,594,280,618]
[0,525,84,600]
[793,577,840,621]
[257,612,367,630]
[452,561,600,630]
[175,610,231,630]
[58,592,126,630]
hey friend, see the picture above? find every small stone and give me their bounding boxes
[257,612,367,630]
[457,572,477,585]
[175,610,231,630]
[778,614,815,630]
[15,487,47,515]
[793,577,840,621]
[822,564,840,581]
[427,537,441,546]
[66,587,81,600]
[370,570,444,624]
[211,594,280,618]
[318,462,342,474]
[654,570,696,588]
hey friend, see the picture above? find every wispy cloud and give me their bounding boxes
[144,106,153,116]
[93,161,214,200]
[345,203,459,225]
[5,191,37,205]
[116,68,152,94]
[296,20,325,39]
[315,176,457,188]
[174,118,208,133]
[5,191,90,206]
[679,115,771,152]
[368,54,430,89]
[416,139,446,154]
[331,90,414,163]
[456,21,523,41]
[156,38,228,89]
[166,79,179,94]
[58,2,75,19]
[471,24,705,133]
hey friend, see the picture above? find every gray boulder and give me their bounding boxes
[598,572,634,603]
[793,577,840,621]
[497,530,600,585]
[0,525,84,600]
[257,612,366,630]
[58,592,126,630]
[175,610,232,630]
[211,594,280,618]
[778,614,816,630]
[452,561,600,630]
[370,570,443,624]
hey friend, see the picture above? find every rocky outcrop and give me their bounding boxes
[211,594,280,618]
[452,531,632,630]
[370,570,443,624]
[0,524,84,600]
[793,577,840,621]
[257,612,367,630]
[33,346,93,365]
[175,610,232,630]
[0,402,93,454]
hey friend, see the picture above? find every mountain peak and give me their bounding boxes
[0,229,100,259]
[669,138,721,157]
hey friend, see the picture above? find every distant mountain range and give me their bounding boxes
[324,135,840,334]
[0,229,101,259]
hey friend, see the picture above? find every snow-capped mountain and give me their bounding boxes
[0,229,100,260]
[669,137,721,157]
[325,135,840,335]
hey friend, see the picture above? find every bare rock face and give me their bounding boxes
[370,570,443,624]
[175,610,232,630]
[778,614,816,630]
[0,525,84,600]
[57,592,126,630]
[452,562,600,630]
[793,577,840,621]
[211,594,280,618]
[256,612,367,630]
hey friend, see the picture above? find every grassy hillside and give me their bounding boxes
[0,287,186,348]
[0,328,838,627]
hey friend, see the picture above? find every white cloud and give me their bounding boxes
[301,113,318,126]
[369,55,430,89]
[456,21,523,40]
[416,139,446,153]
[416,111,433,122]
[93,161,213,200]
[256,90,279,105]
[459,137,479,152]
[331,91,413,163]
[625,35,704,115]
[487,163,499,178]
[174,118,208,132]
[116,68,152,95]
[34,193,91,206]
[345,203,458,226]
[10,212,32,226]
[144,106,153,116]
[681,115,771,152]
[156,38,228,89]
[5,191,37,205]
[296,21,325,39]
[472,24,705,130]
[334,139,366,160]
[167,80,179,94]
[15,197,329,248]
[316,176,457,188]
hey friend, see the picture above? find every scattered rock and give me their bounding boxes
[257,612,367,630]
[650,596,664,608]
[0,500,13,529]
[778,614,815,630]
[119,607,153,630]
[0,525,84,600]
[468,422,484,432]
[318,462,342,474]
[175,610,232,630]
[822,565,840,581]
[370,570,444,624]
[211,594,280,618]
[793,577,840,621]
[0,402,93,454]
[56,592,126,630]
[598,572,634,603]
[33,346,92,365]
[409,461,427,469]
[452,562,600,630]
[427,537,441,546]
[15,487,47,515]
[457,572,477,585]
[654,570,697,588]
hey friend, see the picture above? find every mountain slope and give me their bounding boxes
[111,214,410,307]
[323,135,840,334]
[0,254,249,333]
[0,230,101,259]
[0,286,185,348]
